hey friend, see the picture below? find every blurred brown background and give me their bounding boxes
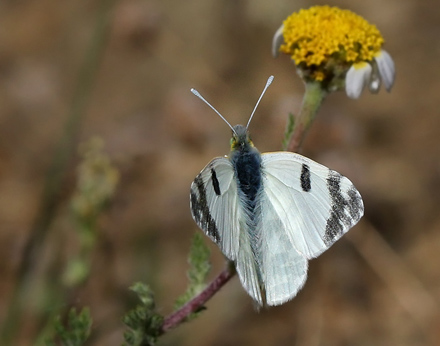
[1,0,439,345]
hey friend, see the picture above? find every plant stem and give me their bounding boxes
[160,262,235,334]
[286,81,327,153]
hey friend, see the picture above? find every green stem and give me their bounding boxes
[285,81,327,153]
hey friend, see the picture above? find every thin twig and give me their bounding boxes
[160,263,235,333]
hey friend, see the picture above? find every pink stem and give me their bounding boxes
[160,264,235,333]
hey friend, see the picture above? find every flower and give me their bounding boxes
[272,5,395,98]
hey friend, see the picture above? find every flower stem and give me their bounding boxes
[160,262,235,334]
[286,81,327,152]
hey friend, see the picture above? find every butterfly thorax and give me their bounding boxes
[229,125,262,217]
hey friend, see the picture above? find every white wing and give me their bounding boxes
[261,152,364,259]
[190,157,263,304]
[258,152,364,305]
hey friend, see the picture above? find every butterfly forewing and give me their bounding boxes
[261,152,364,260]
[190,157,238,258]
[190,157,264,304]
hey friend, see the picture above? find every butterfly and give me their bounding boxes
[190,76,364,306]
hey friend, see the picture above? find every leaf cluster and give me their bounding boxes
[46,308,92,346]
[122,283,163,346]
[174,233,211,313]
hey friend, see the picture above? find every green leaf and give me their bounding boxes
[122,235,211,344]
[174,233,211,312]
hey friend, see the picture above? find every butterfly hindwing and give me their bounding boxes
[261,152,364,260]
[257,190,308,305]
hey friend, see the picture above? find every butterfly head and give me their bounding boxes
[230,124,254,152]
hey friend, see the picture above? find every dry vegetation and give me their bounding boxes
[0,0,439,345]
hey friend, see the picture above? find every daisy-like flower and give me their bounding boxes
[272,5,395,99]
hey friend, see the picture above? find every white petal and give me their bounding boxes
[272,24,284,58]
[345,62,372,99]
[375,49,395,91]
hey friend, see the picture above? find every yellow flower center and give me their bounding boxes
[281,6,384,67]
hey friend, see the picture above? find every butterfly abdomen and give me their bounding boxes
[231,147,264,278]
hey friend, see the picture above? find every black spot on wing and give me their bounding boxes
[324,173,345,245]
[347,187,363,221]
[300,164,311,192]
[211,168,221,196]
[324,171,363,246]
[190,174,220,243]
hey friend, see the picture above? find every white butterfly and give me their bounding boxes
[190,76,364,306]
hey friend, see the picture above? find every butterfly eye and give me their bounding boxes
[231,136,239,150]
[230,137,237,149]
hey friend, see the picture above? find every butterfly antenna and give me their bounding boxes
[191,88,237,135]
[246,75,274,130]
